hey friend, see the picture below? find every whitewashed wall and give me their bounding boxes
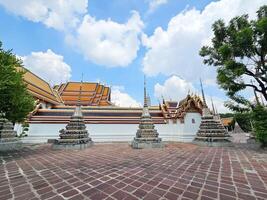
[21,113,201,143]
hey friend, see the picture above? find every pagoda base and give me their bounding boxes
[131,139,164,149]
[193,136,232,147]
[52,141,94,150]
[0,139,22,152]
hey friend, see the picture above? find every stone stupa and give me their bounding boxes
[0,115,22,151]
[233,122,245,133]
[194,80,231,146]
[52,82,93,150]
[131,78,164,149]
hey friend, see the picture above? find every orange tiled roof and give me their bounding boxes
[58,82,112,106]
[221,117,233,126]
[18,67,62,105]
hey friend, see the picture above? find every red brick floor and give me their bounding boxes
[0,143,267,200]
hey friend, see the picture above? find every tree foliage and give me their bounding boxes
[251,105,267,147]
[0,42,35,123]
[200,6,267,111]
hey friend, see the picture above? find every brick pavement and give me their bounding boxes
[0,143,267,200]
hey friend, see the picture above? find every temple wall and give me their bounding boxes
[19,112,201,143]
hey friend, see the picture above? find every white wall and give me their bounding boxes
[22,112,201,143]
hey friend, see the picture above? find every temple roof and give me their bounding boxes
[19,67,112,107]
[18,67,62,105]
[160,94,204,120]
[28,106,165,124]
[221,117,233,127]
[58,82,112,106]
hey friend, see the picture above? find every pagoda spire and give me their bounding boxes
[131,75,163,149]
[211,97,216,115]
[53,73,93,150]
[144,75,147,107]
[73,76,83,117]
[200,78,207,108]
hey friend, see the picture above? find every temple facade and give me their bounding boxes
[15,67,204,143]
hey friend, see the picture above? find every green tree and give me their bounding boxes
[199,5,267,111]
[0,42,35,123]
[251,105,267,147]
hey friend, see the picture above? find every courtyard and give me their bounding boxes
[0,143,267,200]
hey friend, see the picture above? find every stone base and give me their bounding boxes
[0,140,23,152]
[131,140,164,149]
[52,141,94,150]
[193,137,232,147]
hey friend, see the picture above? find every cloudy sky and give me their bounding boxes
[0,0,266,112]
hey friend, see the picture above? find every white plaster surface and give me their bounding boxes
[21,113,201,143]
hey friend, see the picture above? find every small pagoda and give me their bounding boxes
[131,78,164,149]
[53,83,93,150]
[194,80,231,146]
[0,115,22,151]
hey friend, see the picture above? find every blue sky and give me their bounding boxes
[0,0,266,111]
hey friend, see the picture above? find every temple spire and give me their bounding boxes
[144,75,148,107]
[74,75,83,117]
[200,78,207,108]
[211,97,215,115]
[77,82,82,106]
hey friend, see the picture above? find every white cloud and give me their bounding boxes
[206,96,231,114]
[154,75,194,101]
[147,0,168,14]
[21,49,71,85]
[142,0,267,79]
[0,0,88,30]
[154,75,230,113]
[111,86,141,107]
[66,11,144,67]
[0,1,144,68]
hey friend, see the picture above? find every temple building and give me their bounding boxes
[16,67,205,143]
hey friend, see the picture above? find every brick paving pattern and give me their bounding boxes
[0,143,267,200]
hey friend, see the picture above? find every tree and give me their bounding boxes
[251,105,267,147]
[0,41,35,123]
[199,5,267,111]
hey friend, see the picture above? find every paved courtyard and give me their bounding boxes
[0,143,267,200]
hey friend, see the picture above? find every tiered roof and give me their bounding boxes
[18,67,62,105]
[160,94,203,122]
[28,106,165,124]
[56,82,112,106]
[19,67,112,107]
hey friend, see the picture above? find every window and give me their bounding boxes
[192,118,195,124]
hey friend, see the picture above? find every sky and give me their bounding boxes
[0,0,266,112]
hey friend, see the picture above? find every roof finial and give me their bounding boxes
[200,78,207,108]
[144,75,148,107]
